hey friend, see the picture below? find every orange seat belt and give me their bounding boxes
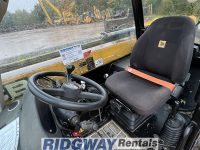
[127,67,175,91]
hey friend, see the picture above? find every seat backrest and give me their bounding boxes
[130,16,195,84]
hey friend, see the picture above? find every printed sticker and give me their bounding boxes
[59,45,83,65]
[95,58,104,67]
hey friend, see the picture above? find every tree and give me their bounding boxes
[1,12,15,28]
[32,4,46,23]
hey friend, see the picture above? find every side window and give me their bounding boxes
[0,0,136,66]
[142,0,200,44]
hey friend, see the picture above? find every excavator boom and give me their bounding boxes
[38,0,62,25]
[38,0,53,25]
[45,0,62,18]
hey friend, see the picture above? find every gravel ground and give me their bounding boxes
[0,22,104,61]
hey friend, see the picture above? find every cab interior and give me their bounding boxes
[1,0,200,150]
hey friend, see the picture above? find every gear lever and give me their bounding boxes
[66,64,75,82]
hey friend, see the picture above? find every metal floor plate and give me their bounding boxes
[88,120,129,138]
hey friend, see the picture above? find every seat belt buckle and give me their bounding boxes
[171,84,183,99]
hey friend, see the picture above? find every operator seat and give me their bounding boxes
[105,16,195,116]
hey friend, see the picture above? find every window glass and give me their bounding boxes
[142,0,200,44]
[0,0,135,67]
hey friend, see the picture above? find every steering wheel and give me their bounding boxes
[28,67,108,111]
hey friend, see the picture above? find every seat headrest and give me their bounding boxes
[130,16,195,84]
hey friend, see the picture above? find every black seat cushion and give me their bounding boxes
[105,71,171,115]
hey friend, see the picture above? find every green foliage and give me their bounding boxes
[0,0,133,29]
[1,12,15,28]
[32,4,46,23]
[77,0,131,17]
[108,0,132,12]
[143,0,200,16]
[1,9,41,29]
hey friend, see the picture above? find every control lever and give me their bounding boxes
[66,64,75,82]
[80,121,98,132]
[171,101,180,119]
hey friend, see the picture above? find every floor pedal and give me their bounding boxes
[4,80,27,100]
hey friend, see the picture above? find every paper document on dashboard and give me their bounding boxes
[59,45,84,65]
[0,117,19,150]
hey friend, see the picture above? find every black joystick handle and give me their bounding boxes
[66,64,75,81]
[67,64,75,75]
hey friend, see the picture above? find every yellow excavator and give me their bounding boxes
[38,0,111,25]
[38,0,79,25]
[38,0,62,25]
[59,0,80,24]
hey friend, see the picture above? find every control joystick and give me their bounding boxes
[66,64,75,82]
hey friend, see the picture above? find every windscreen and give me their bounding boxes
[0,0,135,68]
